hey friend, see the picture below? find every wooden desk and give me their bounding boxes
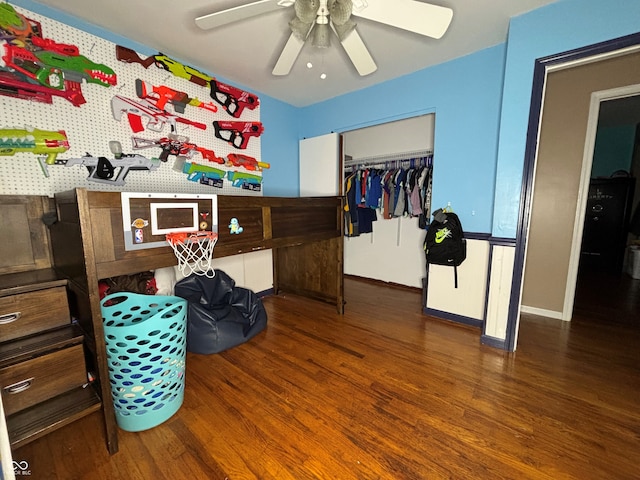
[49,188,344,454]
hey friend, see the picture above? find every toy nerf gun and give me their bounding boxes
[210,79,259,118]
[111,95,207,134]
[213,121,264,150]
[132,133,223,164]
[0,127,69,170]
[226,170,262,190]
[115,45,212,87]
[0,70,85,106]
[41,141,160,185]
[181,161,225,188]
[0,34,116,107]
[226,153,270,171]
[135,79,217,115]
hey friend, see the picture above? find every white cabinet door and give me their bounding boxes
[299,133,339,196]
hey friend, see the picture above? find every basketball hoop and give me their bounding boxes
[166,231,218,278]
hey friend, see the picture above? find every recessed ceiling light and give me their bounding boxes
[307,62,313,69]
[320,73,327,80]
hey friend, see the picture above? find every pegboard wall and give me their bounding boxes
[0,4,263,197]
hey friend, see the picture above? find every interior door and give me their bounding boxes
[299,133,340,196]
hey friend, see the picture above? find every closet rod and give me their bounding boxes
[344,149,433,168]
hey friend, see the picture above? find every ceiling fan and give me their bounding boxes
[195,0,453,77]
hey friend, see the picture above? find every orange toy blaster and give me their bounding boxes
[226,153,269,171]
[135,79,217,115]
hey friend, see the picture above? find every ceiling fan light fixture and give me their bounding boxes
[312,23,331,48]
[328,0,353,25]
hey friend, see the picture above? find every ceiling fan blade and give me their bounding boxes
[272,32,307,76]
[339,28,377,76]
[352,0,453,39]
[195,0,289,30]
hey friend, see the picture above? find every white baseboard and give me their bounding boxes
[520,305,564,320]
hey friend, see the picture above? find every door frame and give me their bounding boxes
[506,32,640,351]
[562,83,640,320]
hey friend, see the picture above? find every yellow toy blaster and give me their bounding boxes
[0,127,70,170]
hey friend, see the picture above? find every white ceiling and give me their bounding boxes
[30,0,561,107]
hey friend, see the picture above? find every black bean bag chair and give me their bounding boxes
[174,269,267,354]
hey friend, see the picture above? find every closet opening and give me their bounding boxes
[342,114,435,291]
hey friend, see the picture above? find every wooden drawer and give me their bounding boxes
[0,343,87,416]
[0,287,70,342]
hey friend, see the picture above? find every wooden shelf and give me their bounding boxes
[0,269,67,298]
[6,384,101,450]
[0,324,84,368]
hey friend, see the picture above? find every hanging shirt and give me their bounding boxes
[393,169,407,217]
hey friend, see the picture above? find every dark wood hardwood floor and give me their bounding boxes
[13,276,640,479]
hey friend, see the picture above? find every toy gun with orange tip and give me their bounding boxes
[135,79,218,115]
[226,153,270,171]
[210,79,259,118]
[212,121,264,150]
[0,127,69,174]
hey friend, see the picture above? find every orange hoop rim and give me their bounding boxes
[165,230,218,246]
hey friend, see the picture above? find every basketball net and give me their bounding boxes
[166,231,218,278]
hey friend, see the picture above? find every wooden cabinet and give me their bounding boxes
[0,270,101,450]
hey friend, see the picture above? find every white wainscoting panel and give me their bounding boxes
[484,245,516,340]
[426,239,490,320]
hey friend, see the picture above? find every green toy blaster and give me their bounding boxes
[0,127,70,171]
[226,170,262,190]
[182,161,225,188]
[115,45,212,87]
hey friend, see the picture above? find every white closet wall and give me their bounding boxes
[343,115,434,288]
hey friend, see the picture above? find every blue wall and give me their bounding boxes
[493,0,640,238]
[298,45,507,234]
[259,96,300,196]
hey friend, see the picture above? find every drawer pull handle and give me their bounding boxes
[0,311,21,325]
[4,378,34,394]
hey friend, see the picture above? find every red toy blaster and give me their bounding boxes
[212,121,264,150]
[135,79,217,115]
[210,79,259,118]
[0,71,85,106]
[132,133,224,164]
[226,153,270,171]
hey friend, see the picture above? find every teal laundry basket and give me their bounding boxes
[100,292,188,432]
